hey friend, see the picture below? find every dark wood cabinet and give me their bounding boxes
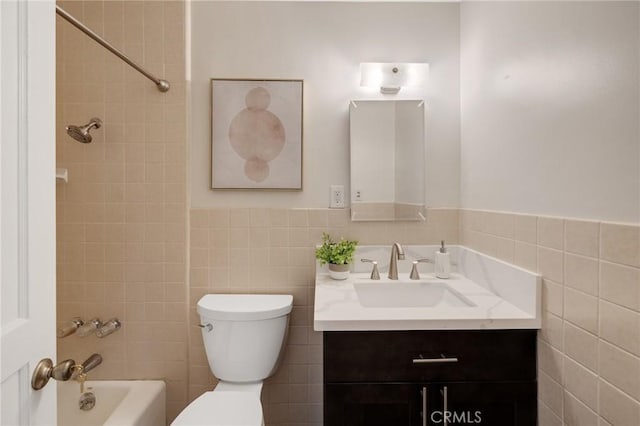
[323,330,537,426]
[324,383,420,426]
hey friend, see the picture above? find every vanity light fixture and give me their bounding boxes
[360,62,429,94]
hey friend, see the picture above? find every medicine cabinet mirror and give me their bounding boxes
[349,100,426,221]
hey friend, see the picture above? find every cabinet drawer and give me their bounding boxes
[323,330,536,383]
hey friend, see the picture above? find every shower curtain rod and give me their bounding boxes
[55,5,170,93]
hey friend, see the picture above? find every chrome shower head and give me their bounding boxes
[66,117,102,143]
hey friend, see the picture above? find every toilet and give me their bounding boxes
[172,294,293,426]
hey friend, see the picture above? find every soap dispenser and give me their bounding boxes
[435,240,451,279]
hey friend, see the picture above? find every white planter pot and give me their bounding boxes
[328,263,350,280]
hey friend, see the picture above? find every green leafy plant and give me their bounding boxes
[315,233,358,265]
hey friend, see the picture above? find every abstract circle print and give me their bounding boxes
[228,87,286,183]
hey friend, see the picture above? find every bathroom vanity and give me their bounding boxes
[314,245,541,426]
[323,330,536,425]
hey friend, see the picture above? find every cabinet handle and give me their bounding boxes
[442,386,449,426]
[421,386,428,426]
[412,356,458,364]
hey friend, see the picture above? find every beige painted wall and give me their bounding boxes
[460,1,640,223]
[189,1,461,209]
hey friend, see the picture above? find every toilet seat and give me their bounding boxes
[171,390,263,426]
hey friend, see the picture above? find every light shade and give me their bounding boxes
[360,62,429,94]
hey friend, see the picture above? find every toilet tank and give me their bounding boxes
[197,294,293,383]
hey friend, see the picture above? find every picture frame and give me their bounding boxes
[210,78,303,190]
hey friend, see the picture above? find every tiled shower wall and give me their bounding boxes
[188,208,459,425]
[459,209,640,425]
[55,0,188,421]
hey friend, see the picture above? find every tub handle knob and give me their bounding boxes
[96,318,121,338]
[76,318,102,337]
[199,323,213,332]
[57,317,84,338]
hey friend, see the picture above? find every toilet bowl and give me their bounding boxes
[171,294,293,426]
[171,383,264,426]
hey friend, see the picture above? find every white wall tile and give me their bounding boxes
[600,261,640,312]
[514,214,538,244]
[538,247,564,283]
[599,340,640,401]
[543,279,564,316]
[565,288,599,334]
[599,379,640,426]
[563,322,599,373]
[538,217,565,250]
[539,401,563,426]
[565,253,599,296]
[539,370,564,419]
[541,310,564,350]
[565,219,599,258]
[601,223,640,268]
[539,339,564,384]
[564,391,598,426]
[599,300,640,356]
[563,356,598,410]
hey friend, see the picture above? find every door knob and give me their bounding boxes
[31,358,76,390]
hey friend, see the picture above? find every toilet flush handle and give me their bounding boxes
[198,323,213,332]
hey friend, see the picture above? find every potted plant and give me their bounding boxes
[315,232,358,280]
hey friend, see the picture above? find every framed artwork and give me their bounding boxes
[210,78,303,190]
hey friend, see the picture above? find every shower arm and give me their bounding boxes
[55,5,170,93]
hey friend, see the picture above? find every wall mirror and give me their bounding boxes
[349,100,426,221]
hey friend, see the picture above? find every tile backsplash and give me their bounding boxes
[57,172,640,426]
[188,207,459,425]
[460,209,640,426]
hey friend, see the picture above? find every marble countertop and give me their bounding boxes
[313,246,542,331]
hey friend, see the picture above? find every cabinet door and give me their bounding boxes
[426,382,536,426]
[324,383,422,426]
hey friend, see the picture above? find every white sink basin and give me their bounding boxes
[354,281,476,308]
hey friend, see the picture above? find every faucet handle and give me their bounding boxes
[57,317,84,338]
[76,318,102,337]
[410,259,432,280]
[96,318,121,338]
[81,353,103,373]
[361,258,381,280]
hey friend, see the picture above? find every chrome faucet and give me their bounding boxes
[388,243,405,280]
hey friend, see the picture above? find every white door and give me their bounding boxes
[1,0,57,424]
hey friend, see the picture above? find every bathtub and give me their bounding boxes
[58,380,166,426]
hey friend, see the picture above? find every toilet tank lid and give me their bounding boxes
[197,294,293,321]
